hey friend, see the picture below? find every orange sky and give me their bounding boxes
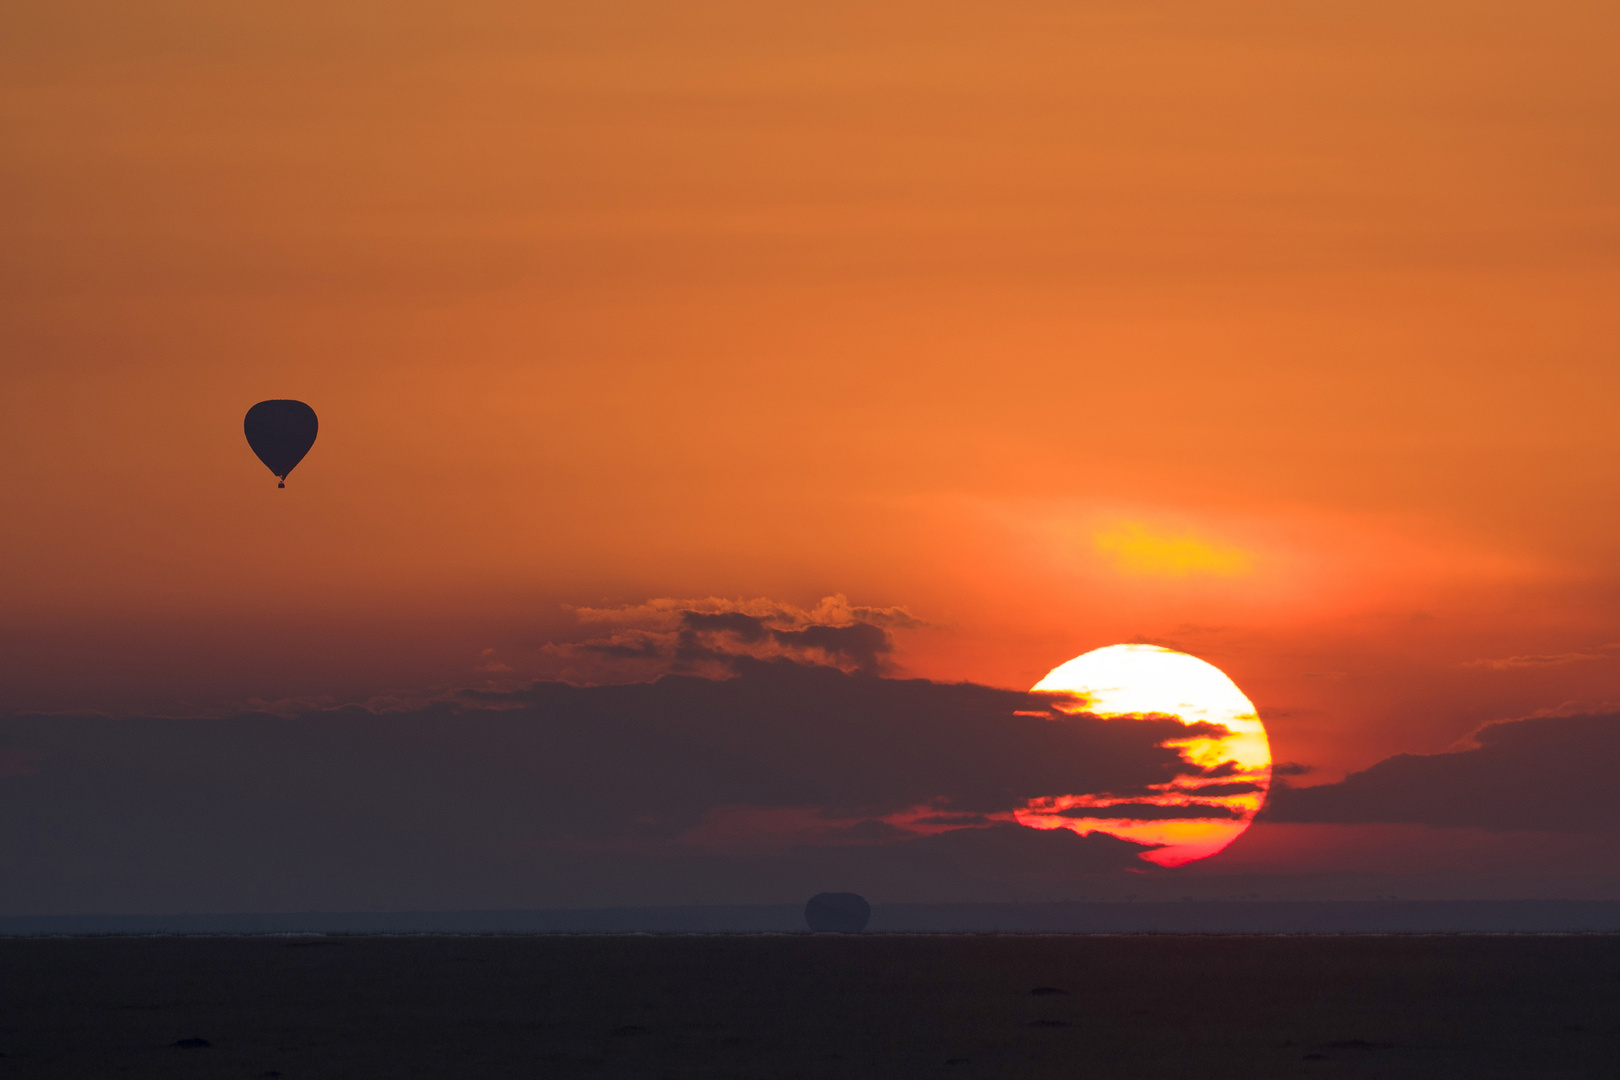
[6,0,1620,780]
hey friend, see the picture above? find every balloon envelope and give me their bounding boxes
[244,400,318,487]
[804,892,871,933]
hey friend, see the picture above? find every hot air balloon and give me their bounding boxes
[804,892,871,933]
[244,400,318,488]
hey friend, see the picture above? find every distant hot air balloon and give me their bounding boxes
[804,892,871,933]
[244,400,318,488]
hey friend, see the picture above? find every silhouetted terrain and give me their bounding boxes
[0,934,1616,1078]
[4,899,1620,935]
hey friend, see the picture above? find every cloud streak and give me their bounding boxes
[1460,642,1620,670]
[1461,653,1606,670]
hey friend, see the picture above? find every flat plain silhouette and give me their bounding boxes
[243,400,318,488]
[1,935,1616,1079]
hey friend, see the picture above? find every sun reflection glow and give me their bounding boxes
[1092,522,1254,577]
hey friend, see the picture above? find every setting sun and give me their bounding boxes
[1020,644,1271,866]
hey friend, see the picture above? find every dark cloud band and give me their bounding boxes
[0,661,1215,911]
[1264,712,1620,832]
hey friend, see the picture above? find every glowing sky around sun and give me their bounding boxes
[1022,644,1271,866]
[5,1,1620,905]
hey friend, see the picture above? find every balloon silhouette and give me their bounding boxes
[244,400,319,488]
[804,892,871,933]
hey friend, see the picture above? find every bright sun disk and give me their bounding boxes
[1021,643,1272,867]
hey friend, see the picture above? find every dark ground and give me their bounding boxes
[0,934,1616,1078]
[8,900,1620,934]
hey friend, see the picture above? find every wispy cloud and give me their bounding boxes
[547,594,924,682]
[570,594,922,631]
[1461,652,1607,670]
